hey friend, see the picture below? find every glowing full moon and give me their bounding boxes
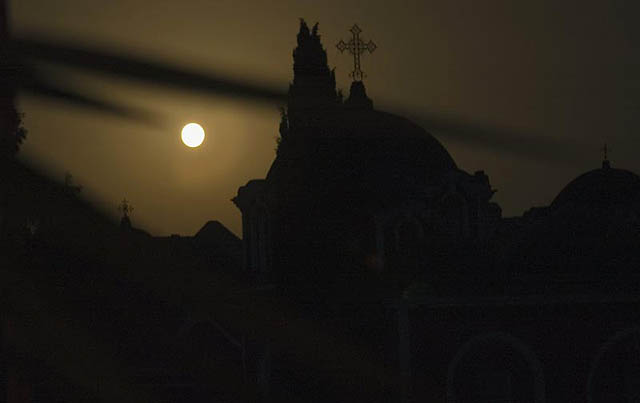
[181,123,205,148]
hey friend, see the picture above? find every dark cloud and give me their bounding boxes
[10,0,640,234]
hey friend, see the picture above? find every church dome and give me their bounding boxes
[550,160,640,210]
[507,159,640,284]
[267,106,458,207]
[265,20,458,209]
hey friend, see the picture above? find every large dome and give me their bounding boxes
[266,107,458,208]
[267,22,458,208]
[550,161,640,210]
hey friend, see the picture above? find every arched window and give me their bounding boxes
[588,327,640,403]
[447,332,545,403]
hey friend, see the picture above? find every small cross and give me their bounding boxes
[118,198,134,217]
[336,24,377,81]
[602,143,610,161]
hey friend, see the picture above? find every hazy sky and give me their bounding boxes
[11,0,640,236]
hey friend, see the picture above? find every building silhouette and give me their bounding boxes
[2,17,640,403]
[233,19,640,403]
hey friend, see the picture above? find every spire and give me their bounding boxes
[601,143,611,169]
[118,198,133,229]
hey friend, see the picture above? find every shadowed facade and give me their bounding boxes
[2,15,640,403]
[234,19,640,403]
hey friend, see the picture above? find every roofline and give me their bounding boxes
[390,293,640,309]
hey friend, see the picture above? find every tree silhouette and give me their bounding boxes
[0,102,26,160]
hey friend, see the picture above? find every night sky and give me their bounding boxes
[10,0,640,236]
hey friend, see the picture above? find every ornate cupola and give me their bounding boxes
[345,80,373,110]
[602,143,611,169]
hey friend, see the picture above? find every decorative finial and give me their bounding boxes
[118,198,134,217]
[336,24,377,81]
[601,144,611,169]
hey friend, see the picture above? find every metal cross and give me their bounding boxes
[336,24,377,81]
[602,143,610,161]
[118,198,134,217]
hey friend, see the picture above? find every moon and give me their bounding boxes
[181,123,205,148]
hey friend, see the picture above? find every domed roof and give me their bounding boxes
[266,107,458,207]
[267,21,457,207]
[550,160,640,210]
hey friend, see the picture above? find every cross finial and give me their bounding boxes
[118,198,134,217]
[336,24,377,81]
[601,143,611,169]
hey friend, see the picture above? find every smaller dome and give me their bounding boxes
[551,161,640,209]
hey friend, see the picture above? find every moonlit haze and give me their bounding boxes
[10,0,640,237]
